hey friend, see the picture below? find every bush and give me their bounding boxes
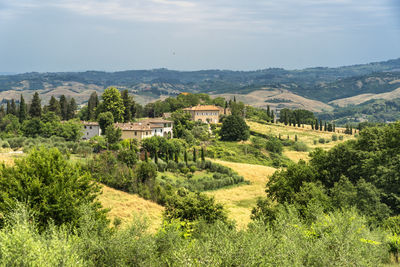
[339,135,344,140]
[166,161,178,172]
[0,147,106,229]
[292,142,309,152]
[332,134,338,141]
[265,139,283,154]
[318,138,325,144]
[157,161,168,172]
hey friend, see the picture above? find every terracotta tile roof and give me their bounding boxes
[183,105,221,111]
[114,122,151,131]
[141,118,173,124]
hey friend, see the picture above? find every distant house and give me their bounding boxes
[115,118,173,141]
[183,105,224,123]
[81,121,101,140]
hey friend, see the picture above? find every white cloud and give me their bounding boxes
[0,0,396,34]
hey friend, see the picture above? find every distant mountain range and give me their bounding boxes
[0,58,400,118]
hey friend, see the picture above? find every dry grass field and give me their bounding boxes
[206,160,277,229]
[248,121,355,150]
[98,185,164,232]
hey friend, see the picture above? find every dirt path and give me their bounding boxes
[206,160,276,229]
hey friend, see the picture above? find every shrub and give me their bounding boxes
[157,161,167,172]
[318,138,325,144]
[313,140,317,145]
[0,147,106,229]
[331,134,338,141]
[339,135,344,140]
[265,139,283,154]
[167,161,178,172]
[189,166,197,173]
[292,142,308,152]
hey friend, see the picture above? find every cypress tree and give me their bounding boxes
[184,150,188,165]
[10,99,17,116]
[59,95,68,120]
[154,150,158,164]
[121,90,132,122]
[67,98,77,120]
[87,92,99,121]
[271,110,274,123]
[174,152,179,163]
[333,122,336,132]
[144,150,148,162]
[319,120,322,131]
[324,121,327,131]
[315,119,318,131]
[48,96,61,116]
[311,122,314,130]
[0,106,5,120]
[266,105,271,118]
[201,147,205,161]
[19,95,27,122]
[295,135,298,142]
[29,92,42,118]
[193,148,197,162]
[233,96,236,103]
[6,100,10,115]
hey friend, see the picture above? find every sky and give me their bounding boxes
[0,0,400,73]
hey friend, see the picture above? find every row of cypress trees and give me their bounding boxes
[1,93,77,122]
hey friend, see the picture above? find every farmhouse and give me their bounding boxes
[115,118,173,141]
[183,105,222,123]
[81,121,101,140]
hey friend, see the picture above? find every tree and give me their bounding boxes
[270,110,275,123]
[184,150,188,165]
[48,96,61,116]
[29,92,42,118]
[201,147,205,161]
[0,147,106,228]
[59,95,68,120]
[87,92,99,121]
[6,100,10,115]
[121,90,133,122]
[10,99,17,116]
[67,98,77,120]
[164,189,227,223]
[135,161,157,184]
[105,125,122,146]
[193,148,197,162]
[97,112,114,134]
[220,115,250,141]
[102,87,125,122]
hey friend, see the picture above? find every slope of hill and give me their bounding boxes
[1,58,400,109]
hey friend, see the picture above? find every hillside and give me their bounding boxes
[1,58,400,111]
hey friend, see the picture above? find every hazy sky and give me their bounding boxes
[1,0,400,73]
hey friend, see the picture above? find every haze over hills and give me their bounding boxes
[0,58,400,114]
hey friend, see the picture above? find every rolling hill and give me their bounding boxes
[0,58,400,112]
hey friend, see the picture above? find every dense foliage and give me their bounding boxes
[220,115,250,141]
[256,122,400,225]
[0,148,105,229]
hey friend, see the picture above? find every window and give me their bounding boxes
[135,131,137,136]
[164,123,167,127]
